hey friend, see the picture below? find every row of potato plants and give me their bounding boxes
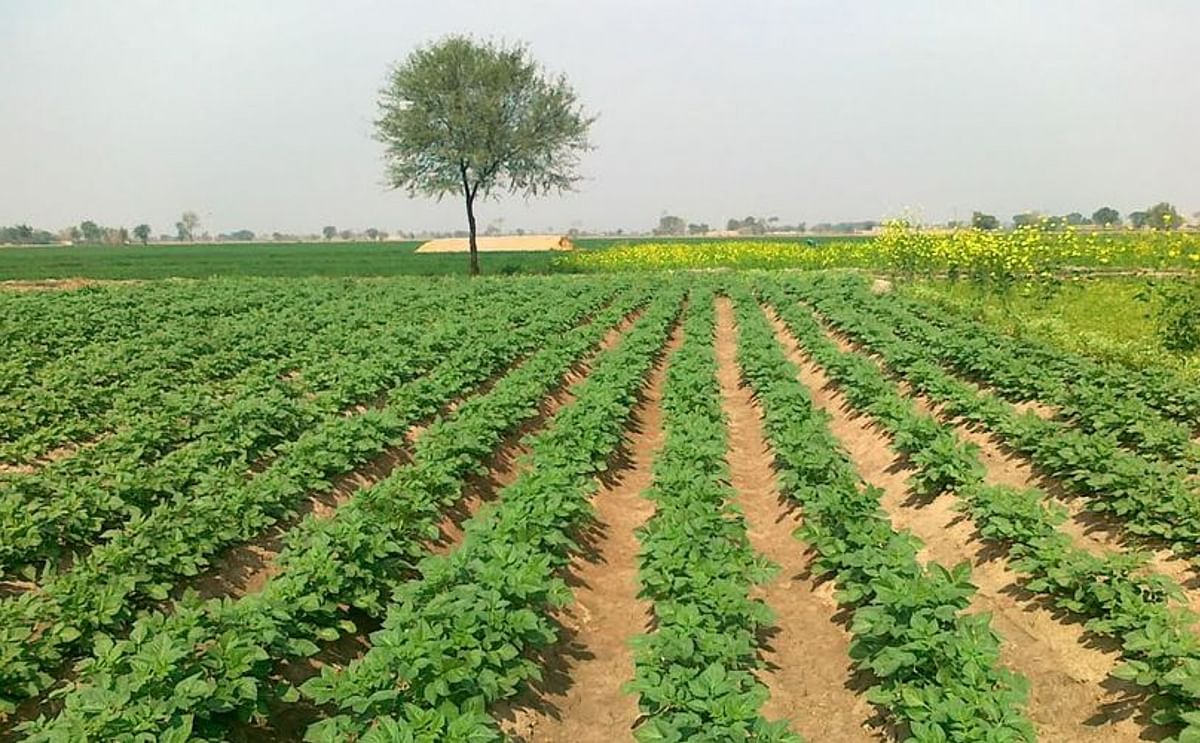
[628,287,800,742]
[815,275,1199,463]
[0,283,632,715]
[728,284,1037,742]
[0,278,522,470]
[0,278,327,396]
[16,286,676,739]
[0,279,391,462]
[760,282,1200,740]
[786,277,1200,559]
[0,281,606,579]
[0,276,556,466]
[899,282,1200,428]
[294,288,685,742]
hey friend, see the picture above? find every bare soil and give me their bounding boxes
[764,305,1155,742]
[495,323,684,742]
[0,278,105,292]
[715,297,882,741]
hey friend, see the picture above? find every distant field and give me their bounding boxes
[0,241,565,280]
[0,235,866,280]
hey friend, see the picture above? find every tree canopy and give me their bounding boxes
[1147,202,1181,231]
[971,211,1000,231]
[1092,207,1120,227]
[375,36,594,275]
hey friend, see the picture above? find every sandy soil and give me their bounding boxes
[495,323,683,742]
[714,297,883,741]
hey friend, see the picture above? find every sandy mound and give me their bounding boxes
[415,235,575,253]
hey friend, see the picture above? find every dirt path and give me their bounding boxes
[763,305,1153,742]
[714,297,881,741]
[495,324,683,742]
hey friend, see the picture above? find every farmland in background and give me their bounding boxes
[0,235,865,281]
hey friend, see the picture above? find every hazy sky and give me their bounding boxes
[3,1,1198,235]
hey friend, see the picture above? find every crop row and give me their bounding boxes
[0,277,544,465]
[811,274,1199,466]
[785,277,1200,559]
[17,285,681,739]
[627,285,799,741]
[759,280,1200,739]
[728,283,1036,741]
[0,279,332,393]
[0,281,614,579]
[0,281,392,461]
[894,285,1200,428]
[280,286,686,741]
[0,283,638,716]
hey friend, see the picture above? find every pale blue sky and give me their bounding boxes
[2,0,1197,234]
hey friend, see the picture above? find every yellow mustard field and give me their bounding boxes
[556,224,1200,278]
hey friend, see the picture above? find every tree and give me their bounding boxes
[653,215,687,236]
[365,227,380,241]
[971,212,999,230]
[687,222,709,235]
[1147,202,1181,231]
[229,229,255,241]
[1012,212,1041,228]
[339,229,353,240]
[1129,210,1150,229]
[1064,212,1087,226]
[1092,207,1120,227]
[103,227,129,245]
[79,220,103,243]
[179,211,199,241]
[133,224,151,245]
[322,225,337,240]
[375,36,594,275]
[727,216,767,235]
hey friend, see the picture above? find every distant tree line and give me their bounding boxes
[0,212,395,246]
[971,202,1186,231]
[0,225,57,245]
[5,201,1196,247]
[652,214,822,236]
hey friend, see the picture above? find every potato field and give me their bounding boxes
[1,272,1199,742]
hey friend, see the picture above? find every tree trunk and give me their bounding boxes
[465,193,480,276]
